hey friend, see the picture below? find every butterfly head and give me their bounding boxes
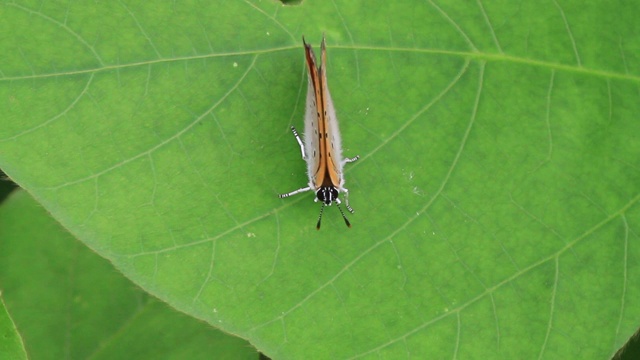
[315,186,351,229]
[316,186,339,206]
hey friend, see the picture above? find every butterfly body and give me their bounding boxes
[279,35,359,229]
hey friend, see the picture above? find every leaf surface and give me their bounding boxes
[0,295,27,360]
[0,1,639,358]
[0,190,257,359]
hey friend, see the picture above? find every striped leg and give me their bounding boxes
[342,155,360,166]
[340,188,355,213]
[279,186,312,199]
[289,126,306,159]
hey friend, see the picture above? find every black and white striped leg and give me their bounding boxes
[343,155,360,165]
[279,186,312,199]
[341,188,354,213]
[289,126,306,159]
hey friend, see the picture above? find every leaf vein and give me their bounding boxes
[552,0,582,66]
[7,2,105,66]
[40,56,259,191]
[0,73,95,142]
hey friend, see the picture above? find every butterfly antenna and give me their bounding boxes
[336,203,352,228]
[316,203,325,230]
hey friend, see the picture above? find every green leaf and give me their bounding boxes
[0,190,257,359]
[1,0,639,358]
[0,294,27,360]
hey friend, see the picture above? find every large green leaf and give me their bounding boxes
[1,0,639,358]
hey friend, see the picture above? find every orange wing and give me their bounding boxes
[304,38,329,189]
[319,37,343,187]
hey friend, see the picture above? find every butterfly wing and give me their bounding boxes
[303,39,326,190]
[319,36,345,188]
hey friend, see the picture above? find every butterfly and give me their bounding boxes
[279,35,359,230]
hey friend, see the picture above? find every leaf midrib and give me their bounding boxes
[1,46,637,83]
